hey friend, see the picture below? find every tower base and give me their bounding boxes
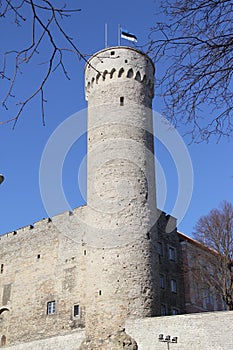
[79,330,138,350]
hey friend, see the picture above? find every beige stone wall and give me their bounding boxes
[0,210,87,346]
[126,311,233,350]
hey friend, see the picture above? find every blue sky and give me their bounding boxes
[0,0,232,236]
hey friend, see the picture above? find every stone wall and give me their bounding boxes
[126,311,233,350]
[0,209,88,346]
[2,331,85,349]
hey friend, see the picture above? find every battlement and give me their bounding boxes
[85,46,155,100]
[0,205,86,242]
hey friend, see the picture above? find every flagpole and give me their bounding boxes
[118,24,121,46]
[105,23,108,48]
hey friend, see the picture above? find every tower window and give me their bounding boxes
[47,301,56,315]
[127,68,134,78]
[73,304,80,317]
[99,290,102,296]
[120,97,124,106]
[1,264,4,274]
[118,68,124,77]
[110,51,115,55]
[1,335,6,346]
[37,254,41,259]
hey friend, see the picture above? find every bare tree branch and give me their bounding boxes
[146,0,233,142]
[0,0,84,127]
[193,201,233,310]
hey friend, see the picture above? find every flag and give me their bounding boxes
[121,28,137,43]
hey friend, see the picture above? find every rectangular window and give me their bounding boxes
[160,274,165,289]
[161,304,167,316]
[47,301,56,315]
[168,246,176,261]
[120,97,124,106]
[74,304,80,317]
[171,279,177,293]
[158,242,163,256]
[171,308,179,315]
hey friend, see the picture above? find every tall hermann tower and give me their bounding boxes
[81,47,159,349]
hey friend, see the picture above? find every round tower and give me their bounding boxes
[82,47,159,347]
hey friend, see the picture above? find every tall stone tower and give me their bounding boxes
[81,47,159,348]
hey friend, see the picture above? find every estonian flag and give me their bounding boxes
[121,28,138,43]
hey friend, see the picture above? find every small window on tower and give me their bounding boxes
[74,304,80,317]
[1,264,4,274]
[47,301,56,315]
[120,97,124,106]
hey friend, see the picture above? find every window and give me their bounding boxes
[171,279,177,293]
[160,274,165,289]
[171,308,179,315]
[120,97,124,106]
[1,335,6,346]
[73,304,80,317]
[161,304,167,316]
[1,264,4,274]
[47,301,56,315]
[168,246,176,261]
[158,242,163,256]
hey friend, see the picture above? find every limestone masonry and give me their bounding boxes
[0,47,231,350]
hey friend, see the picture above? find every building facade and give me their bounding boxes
[179,232,225,313]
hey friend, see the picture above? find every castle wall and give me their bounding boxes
[0,208,88,346]
[126,311,233,350]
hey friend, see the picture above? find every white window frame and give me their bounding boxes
[73,304,80,317]
[47,301,56,315]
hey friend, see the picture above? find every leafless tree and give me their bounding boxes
[0,0,85,127]
[193,201,233,310]
[147,0,233,142]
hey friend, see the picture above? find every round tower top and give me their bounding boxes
[84,46,155,101]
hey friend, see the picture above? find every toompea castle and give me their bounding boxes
[0,47,232,350]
